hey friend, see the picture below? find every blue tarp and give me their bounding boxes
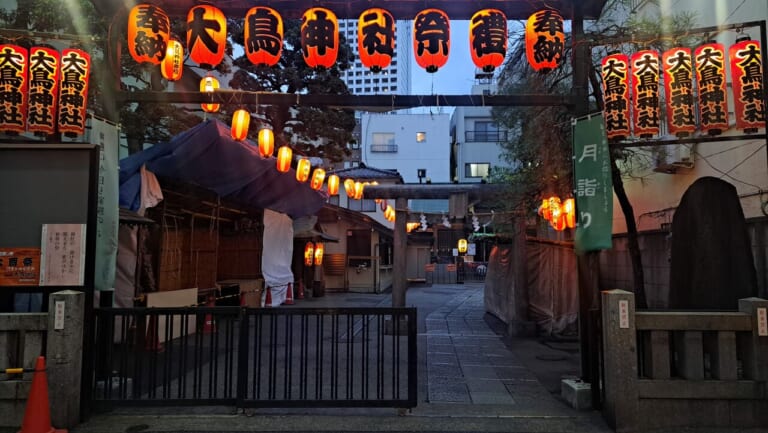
[119,119,328,219]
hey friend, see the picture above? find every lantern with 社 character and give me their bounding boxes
[695,41,729,135]
[469,9,507,73]
[0,45,27,134]
[187,4,226,68]
[27,46,59,136]
[128,4,170,65]
[245,6,283,67]
[525,9,564,73]
[413,9,450,73]
[630,50,660,138]
[729,37,765,133]
[358,8,395,72]
[662,47,696,138]
[301,7,339,69]
[58,48,90,136]
[601,52,631,141]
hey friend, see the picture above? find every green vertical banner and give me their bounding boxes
[574,115,613,253]
[91,117,120,295]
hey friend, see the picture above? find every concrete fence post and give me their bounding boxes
[46,290,84,429]
[601,289,639,432]
[737,297,768,381]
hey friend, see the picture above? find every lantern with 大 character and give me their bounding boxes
[358,8,395,72]
[128,4,169,64]
[301,7,339,69]
[469,9,507,73]
[600,52,631,141]
[729,37,765,133]
[27,46,59,135]
[187,4,226,68]
[662,47,696,137]
[413,8,450,73]
[245,6,283,67]
[695,42,729,135]
[58,48,90,136]
[0,45,27,134]
[525,9,564,73]
[630,50,660,138]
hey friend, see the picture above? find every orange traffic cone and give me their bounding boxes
[202,294,216,333]
[284,283,294,305]
[144,315,164,352]
[18,356,67,433]
[296,280,305,300]
[264,287,272,308]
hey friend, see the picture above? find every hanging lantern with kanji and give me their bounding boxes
[525,9,564,73]
[695,41,729,135]
[244,6,283,67]
[301,7,339,69]
[327,174,340,195]
[344,178,356,198]
[128,4,170,65]
[353,181,364,200]
[457,239,468,254]
[304,242,315,266]
[27,46,59,136]
[276,146,292,173]
[601,52,631,141]
[549,201,566,231]
[200,75,220,113]
[258,127,274,157]
[0,45,27,134]
[296,158,311,182]
[729,37,765,133]
[413,8,450,73]
[161,39,184,81]
[58,48,90,136]
[310,168,326,190]
[314,242,324,265]
[469,9,507,73]
[358,8,395,72]
[630,50,660,138]
[187,4,226,68]
[662,47,696,138]
[563,198,576,229]
[231,109,250,141]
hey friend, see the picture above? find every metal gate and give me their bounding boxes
[91,306,416,410]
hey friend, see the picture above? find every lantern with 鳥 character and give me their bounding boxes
[327,174,340,195]
[525,9,564,73]
[200,75,220,113]
[358,8,395,72]
[304,242,314,266]
[344,178,356,198]
[630,50,660,138]
[128,4,170,64]
[469,9,507,73]
[457,239,468,253]
[231,109,250,141]
[245,6,283,67]
[314,242,324,265]
[601,52,631,141]
[310,168,326,190]
[0,44,27,134]
[27,46,59,135]
[729,37,765,133]
[413,8,450,73]
[695,42,729,135]
[187,4,226,67]
[161,39,183,81]
[662,47,696,137]
[258,127,274,157]
[58,48,90,136]
[563,198,576,229]
[277,146,292,172]
[296,158,311,182]
[301,7,339,69]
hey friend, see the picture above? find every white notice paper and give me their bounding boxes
[618,300,629,329]
[54,301,65,330]
[40,224,86,286]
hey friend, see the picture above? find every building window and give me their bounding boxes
[416,132,426,142]
[467,121,503,142]
[372,132,395,145]
[328,195,340,206]
[347,229,371,267]
[465,163,490,178]
[348,198,376,212]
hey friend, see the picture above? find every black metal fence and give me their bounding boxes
[91,306,416,410]
[425,262,487,284]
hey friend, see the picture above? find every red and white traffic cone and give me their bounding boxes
[202,294,216,333]
[284,283,294,305]
[296,280,305,300]
[17,356,66,433]
[264,287,272,308]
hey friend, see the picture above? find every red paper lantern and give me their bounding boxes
[0,45,27,134]
[469,9,507,73]
[58,48,90,136]
[353,181,364,200]
[563,198,576,229]
[630,50,660,138]
[344,178,356,198]
[276,146,292,173]
[601,52,631,141]
[128,4,169,65]
[729,37,765,133]
[304,242,314,266]
[245,6,283,67]
[662,47,696,138]
[187,4,226,67]
[327,174,340,195]
[301,7,339,69]
[525,9,564,73]
[296,158,311,182]
[695,42,729,135]
[258,128,274,157]
[231,109,250,141]
[358,8,395,72]
[413,8,450,73]
[199,75,220,113]
[310,168,326,190]
[313,242,324,265]
[28,46,59,135]
[161,39,183,81]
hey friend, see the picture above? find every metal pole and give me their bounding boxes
[392,197,408,307]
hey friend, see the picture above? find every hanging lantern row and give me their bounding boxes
[538,196,576,231]
[304,241,324,266]
[129,4,560,74]
[601,37,764,141]
[0,45,90,137]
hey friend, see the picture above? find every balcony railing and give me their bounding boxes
[370,144,398,153]
[464,130,509,142]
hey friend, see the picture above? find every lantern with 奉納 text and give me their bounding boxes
[304,242,314,266]
[277,146,292,172]
[58,48,90,136]
[662,47,696,138]
[301,7,339,69]
[296,158,311,182]
[161,39,183,81]
[695,42,729,135]
[314,242,324,265]
[200,75,220,113]
[413,8,450,73]
[27,46,59,135]
[310,168,326,190]
[245,6,283,67]
[601,52,631,141]
[358,8,395,72]
[630,50,660,138]
[729,37,765,133]
[327,174,340,195]
[128,4,169,65]
[258,128,274,157]
[231,109,250,141]
[469,9,507,73]
[187,4,226,68]
[0,45,27,134]
[525,9,564,73]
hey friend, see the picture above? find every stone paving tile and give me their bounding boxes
[428,364,463,377]
[495,366,539,380]
[465,378,509,393]
[429,383,471,403]
[425,335,452,345]
[426,343,454,354]
[461,365,499,379]
[470,391,516,404]
[428,353,459,365]
[428,375,466,385]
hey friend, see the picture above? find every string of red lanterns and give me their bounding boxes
[538,196,576,231]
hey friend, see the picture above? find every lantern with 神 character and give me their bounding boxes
[525,9,564,73]
[245,6,283,67]
[258,127,274,157]
[413,9,450,73]
[662,47,696,138]
[630,50,660,138]
[199,75,220,113]
[0,45,27,134]
[601,52,631,141]
[296,158,311,182]
[231,109,250,141]
[128,4,170,64]
[276,146,292,173]
[310,168,326,190]
[161,39,183,81]
[58,49,90,136]
[327,174,340,195]
[469,9,507,73]
[27,47,59,135]
[301,7,339,69]
[695,42,729,135]
[187,4,226,68]
[729,37,765,133]
[358,8,395,72]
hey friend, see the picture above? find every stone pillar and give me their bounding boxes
[737,297,768,381]
[46,290,84,428]
[601,289,639,432]
[392,197,408,308]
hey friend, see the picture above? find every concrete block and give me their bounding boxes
[561,378,592,410]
